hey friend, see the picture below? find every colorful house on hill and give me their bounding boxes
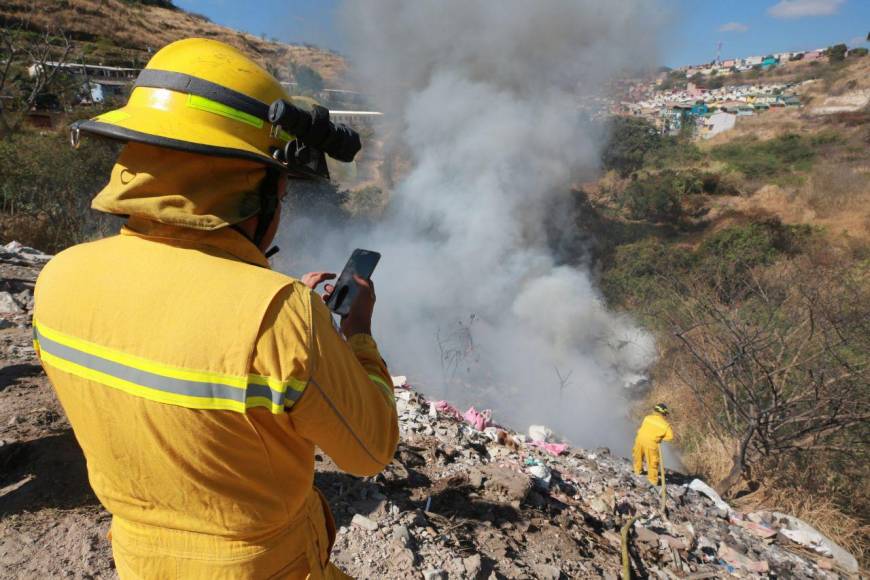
[703,111,737,140]
[690,102,709,116]
[761,56,779,70]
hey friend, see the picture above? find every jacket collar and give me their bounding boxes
[121,217,271,269]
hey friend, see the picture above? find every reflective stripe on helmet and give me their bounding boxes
[33,321,305,413]
[135,69,270,121]
[186,94,265,129]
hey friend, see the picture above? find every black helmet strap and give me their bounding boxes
[254,167,280,246]
[233,167,281,261]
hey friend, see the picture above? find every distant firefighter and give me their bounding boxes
[633,403,674,485]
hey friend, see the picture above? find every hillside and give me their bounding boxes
[577,55,870,568]
[0,0,347,82]
[0,243,859,578]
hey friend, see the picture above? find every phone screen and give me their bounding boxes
[326,249,381,316]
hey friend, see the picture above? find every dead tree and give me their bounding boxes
[0,23,74,136]
[662,259,869,495]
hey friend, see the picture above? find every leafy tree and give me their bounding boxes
[601,116,661,177]
[290,63,324,96]
[848,47,868,58]
[621,171,686,223]
[827,43,848,62]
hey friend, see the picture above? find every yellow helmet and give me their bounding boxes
[72,38,357,177]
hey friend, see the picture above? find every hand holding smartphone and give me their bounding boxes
[325,249,381,317]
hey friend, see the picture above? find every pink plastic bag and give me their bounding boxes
[530,441,569,456]
[462,406,492,431]
[431,400,463,421]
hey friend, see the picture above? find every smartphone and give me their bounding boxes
[326,249,381,316]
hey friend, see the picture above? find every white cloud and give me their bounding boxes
[719,21,749,33]
[768,0,845,19]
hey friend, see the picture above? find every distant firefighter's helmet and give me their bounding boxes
[71,38,354,178]
[654,403,670,415]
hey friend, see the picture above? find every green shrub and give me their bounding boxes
[0,129,121,252]
[711,133,817,179]
[602,116,662,177]
[697,220,812,297]
[620,169,712,222]
[600,238,693,307]
[622,180,683,223]
[645,135,704,169]
[827,43,848,62]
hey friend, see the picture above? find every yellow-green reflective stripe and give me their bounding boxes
[186,94,264,129]
[40,349,247,412]
[35,321,303,393]
[36,322,247,389]
[368,374,395,403]
[33,321,304,414]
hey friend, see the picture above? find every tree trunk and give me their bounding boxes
[716,425,755,496]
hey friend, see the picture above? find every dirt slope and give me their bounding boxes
[0,0,346,82]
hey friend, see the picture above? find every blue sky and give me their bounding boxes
[175,0,869,67]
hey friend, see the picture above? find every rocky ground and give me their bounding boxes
[0,242,860,579]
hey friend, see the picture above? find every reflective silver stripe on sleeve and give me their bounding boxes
[35,327,288,410]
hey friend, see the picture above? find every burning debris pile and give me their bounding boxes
[317,378,859,579]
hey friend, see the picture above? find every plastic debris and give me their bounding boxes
[528,424,553,442]
[530,440,569,456]
[527,464,552,490]
[773,511,859,573]
[688,479,732,514]
[430,400,462,421]
[717,544,769,573]
[462,406,491,431]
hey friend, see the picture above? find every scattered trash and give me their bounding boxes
[717,543,769,573]
[527,424,553,442]
[772,512,859,574]
[529,440,568,456]
[462,406,491,431]
[430,400,462,421]
[526,464,552,490]
[351,514,378,532]
[688,479,732,514]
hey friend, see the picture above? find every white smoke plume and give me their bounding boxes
[276,0,661,450]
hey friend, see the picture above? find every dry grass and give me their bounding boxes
[680,434,737,485]
[803,161,870,217]
[0,0,347,81]
[734,487,870,568]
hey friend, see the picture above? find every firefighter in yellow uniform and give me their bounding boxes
[33,38,398,579]
[633,403,674,485]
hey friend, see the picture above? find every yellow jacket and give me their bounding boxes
[635,413,674,447]
[33,218,399,578]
